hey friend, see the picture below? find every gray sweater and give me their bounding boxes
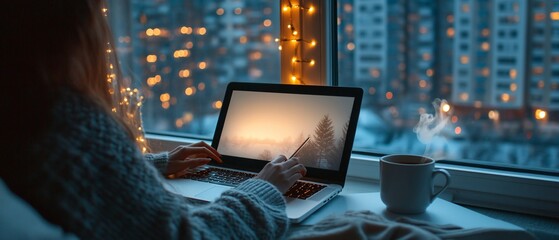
[1,89,288,239]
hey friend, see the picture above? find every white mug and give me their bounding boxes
[380,154,451,214]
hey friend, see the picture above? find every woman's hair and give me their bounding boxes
[4,1,146,151]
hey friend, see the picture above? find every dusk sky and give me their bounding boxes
[217,90,354,160]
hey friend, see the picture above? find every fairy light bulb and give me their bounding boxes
[309,59,315,66]
[308,6,315,14]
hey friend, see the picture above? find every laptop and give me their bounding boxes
[163,82,363,223]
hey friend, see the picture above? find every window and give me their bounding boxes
[108,0,558,218]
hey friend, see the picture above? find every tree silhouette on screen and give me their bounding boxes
[258,149,272,161]
[329,122,348,169]
[313,115,336,168]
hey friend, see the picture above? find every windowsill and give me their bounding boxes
[146,133,559,226]
[347,153,559,218]
[342,177,559,240]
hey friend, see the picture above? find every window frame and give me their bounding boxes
[147,133,559,219]
[122,0,559,219]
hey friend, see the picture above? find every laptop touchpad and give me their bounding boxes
[195,185,232,202]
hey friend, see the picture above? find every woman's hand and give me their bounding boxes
[166,141,222,178]
[255,155,307,193]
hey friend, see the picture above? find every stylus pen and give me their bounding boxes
[289,137,310,159]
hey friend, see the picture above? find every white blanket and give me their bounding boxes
[288,211,536,240]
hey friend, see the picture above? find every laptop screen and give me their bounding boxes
[218,90,354,171]
[212,82,362,185]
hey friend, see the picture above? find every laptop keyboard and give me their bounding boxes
[181,167,326,200]
[183,167,255,187]
[284,181,326,199]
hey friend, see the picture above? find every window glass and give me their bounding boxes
[338,0,558,172]
[108,0,280,137]
[109,0,559,173]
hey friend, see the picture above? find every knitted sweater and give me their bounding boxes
[0,89,288,239]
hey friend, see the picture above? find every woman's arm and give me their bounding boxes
[189,179,288,239]
[144,142,222,176]
[144,152,169,174]
[5,92,289,239]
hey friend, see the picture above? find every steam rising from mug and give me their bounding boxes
[413,99,451,156]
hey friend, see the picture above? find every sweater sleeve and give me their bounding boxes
[1,91,289,240]
[144,152,169,174]
[189,179,288,239]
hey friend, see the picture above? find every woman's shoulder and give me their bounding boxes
[40,88,136,155]
[49,88,121,132]
[51,88,106,118]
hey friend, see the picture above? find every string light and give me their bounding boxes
[278,0,317,84]
[104,5,148,153]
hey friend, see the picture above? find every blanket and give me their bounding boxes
[288,211,536,240]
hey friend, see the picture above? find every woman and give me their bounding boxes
[1,1,306,239]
